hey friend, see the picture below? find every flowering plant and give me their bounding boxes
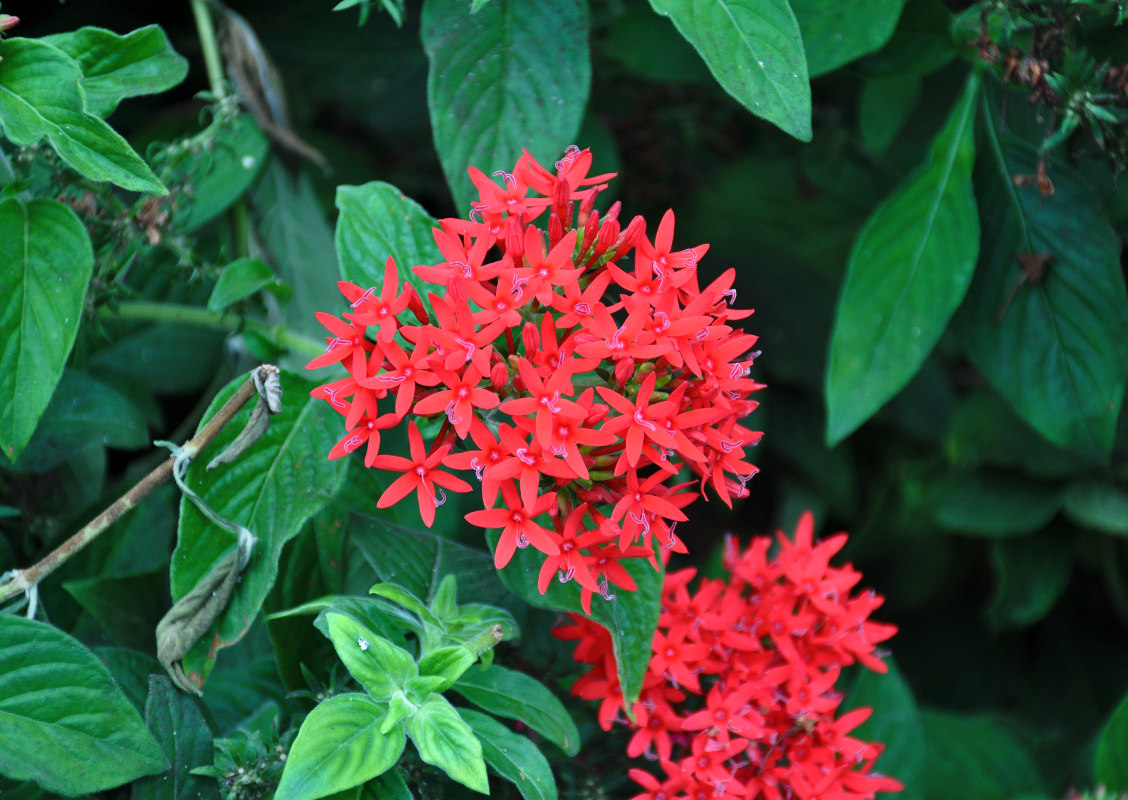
[308,145,764,612]
[556,513,900,800]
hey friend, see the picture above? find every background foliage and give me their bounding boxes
[2,1,1128,799]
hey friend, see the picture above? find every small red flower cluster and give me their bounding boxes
[308,146,763,610]
[554,513,902,800]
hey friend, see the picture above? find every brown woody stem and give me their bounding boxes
[0,370,265,607]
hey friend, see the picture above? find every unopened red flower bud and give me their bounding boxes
[594,217,620,259]
[552,177,571,219]
[404,285,428,323]
[548,211,565,247]
[580,209,600,254]
[576,188,597,228]
[614,215,646,258]
[504,215,525,262]
[490,360,509,390]
[586,402,610,426]
[0,15,18,31]
[521,321,540,354]
[613,358,636,385]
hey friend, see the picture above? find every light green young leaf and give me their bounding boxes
[326,613,418,700]
[168,370,348,688]
[791,0,908,76]
[406,695,488,794]
[207,257,284,312]
[0,197,93,463]
[0,616,168,794]
[276,694,405,800]
[418,647,478,691]
[459,708,557,800]
[41,26,188,117]
[955,107,1128,461]
[648,0,811,141]
[825,72,980,445]
[453,665,580,756]
[0,38,166,194]
[421,0,590,211]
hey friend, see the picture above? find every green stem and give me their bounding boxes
[191,0,227,99]
[105,301,324,359]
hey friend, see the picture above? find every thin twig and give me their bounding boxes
[0,370,266,607]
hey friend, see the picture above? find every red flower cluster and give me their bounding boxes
[554,513,902,800]
[308,146,763,610]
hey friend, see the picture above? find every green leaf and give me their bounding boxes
[131,676,219,800]
[825,72,979,444]
[0,197,93,462]
[458,709,557,800]
[326,613,418,700]
[65,568,166,652]
[791,0,908,76]
[406,695,488,794]
[648,0,811,141]
[94,647,164,715]
[418,647,478,691]
[276,694,405,800]
[1097,687,1128,791]
[985,529,1072,630]
[169,114,269,233]
[1063,480,1128,535]
[5,369,148,474]
[335,182,444,316]
[920,711,1044,800]
[842,659,925,800]
[87,325,226,395]
[351,515,509,606]
[956,107,1128,461]
[855,0,954,77]
[252,161,340,355]
[488,529,663,711]
[859,74,922,153]
[0,38,166,194]
[0,615,168,794]
[207,257,284,312]
[41,26,188,117]
[168,370,348,688]
[923,469,1063,537]
[370,583,441,626]
[601,3,711,84]
[421,0,591,211]
[453,665,580,756]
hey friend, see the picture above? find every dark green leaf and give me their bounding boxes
[93,647,163,715]
[352,515,509,606]
[252,160,340,356]
[276,694,404,800]
[0,616,167,794]
[944,388,1093,480]
[924,469,1063,537]
[41,26,188,118]
[5,370,148,474]
[920,711,1044,800]
[169,114,268,233]
[791,0,908,76]
[1063,480,1128,535]
[87,325,226,395]
[855,0,954,77]
[488,529,662,710]
[859,74,922,153]
[422,0,591,211]
[336,182,444,316]
[169,370,348,688]
[406,694,488,794]
[648,0,810,141]
[1097,688,1128,791]
[458,709,556,800]
[985,529,1072,630]
[207,257,281,312]
[956,112,1128,461]
[326,613,417,700]
[131,676,219,800]
[65,568,167,652]
[826,73,979,444]
[363,769,413,800]
[0,198,93,462]
[601,3,710,83]
[843,659,925,800]
[0,38,166,194]
[453,664,579,756]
